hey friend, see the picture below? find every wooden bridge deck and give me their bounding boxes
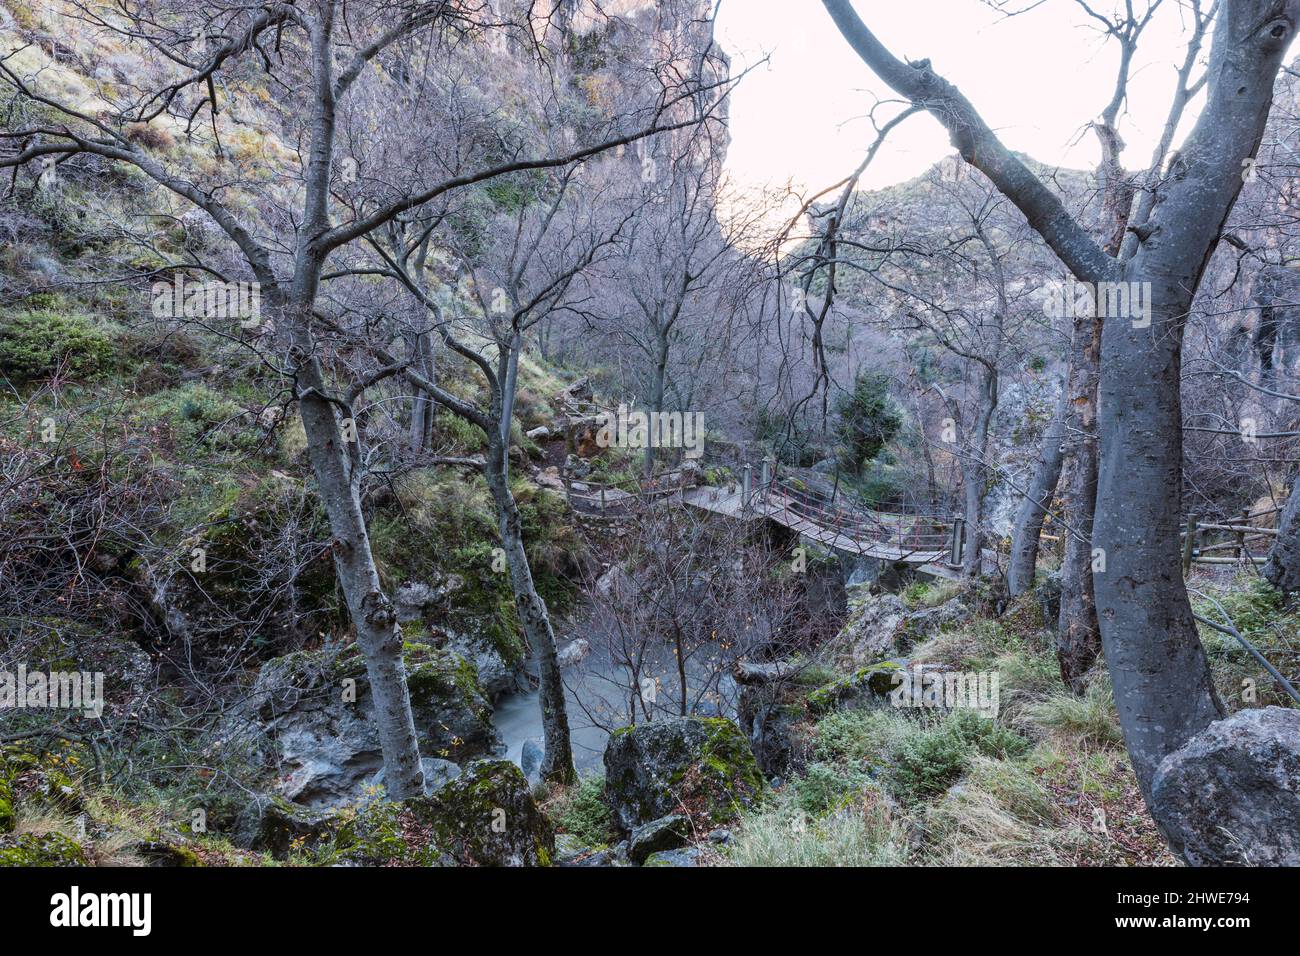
[680,485,968,579]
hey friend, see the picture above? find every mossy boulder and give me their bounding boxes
[234,794,337,858]
[327,760,554,866]
[0,768,13,834]
[229,642,502,807]
[603,717,764,834]
[0,832,87,867]
[806,661,904,716]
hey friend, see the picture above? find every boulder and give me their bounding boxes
[643,846,703,867]
[526,426,552,441]
[900,599,971,644]
[603,717,764,834]
[736,679,804,776]
[806,661,905,716]
[370,757,461,795]
[629,814,692,864]
[234,794,336,858]
[331,760,554,866]
[829,591,908,669]
[229,643,502,807]
[557,638,590,668]
[1150,706,1300,866]
[521,739,544,779]
[440,628,519,699]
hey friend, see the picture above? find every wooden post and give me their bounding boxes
[742,463,753,513]
[1182,514,1198,577]
[1237,507,1250,561]
[600,485,606,513]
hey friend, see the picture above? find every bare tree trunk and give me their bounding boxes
[484,437,577,784]
[1092,0,1293,799]
[292,337,426,800]
[1057,311,1101,691]
[1263,476,1300,593]
[1007,388,1067,596]
[961,365,997,581]
[644,334,669,478]
[820,0,1298,813]
[408,329,436,454]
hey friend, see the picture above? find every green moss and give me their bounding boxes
[0,308,114,384]
[806,661,902,716]
[322,761,553,867]
[0,778,13,834]
[0,831,87,867]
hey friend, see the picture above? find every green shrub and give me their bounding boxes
[553,776,616,847]
[813,708,909,768]
[0,309,113,383]
[792,761,869,814]
[889,710,1029,802]
[834,371,901,475]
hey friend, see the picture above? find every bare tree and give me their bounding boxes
[821,0,1299,835]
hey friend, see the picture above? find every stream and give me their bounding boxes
[493,650,739,777]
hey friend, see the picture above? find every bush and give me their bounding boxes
[813,708,909,768]
[834,372,901,475]
[793,762,870,814]
[552,776,616,847]
[0,309,113,383]
[889,710,1029,802]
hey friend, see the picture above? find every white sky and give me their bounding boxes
[715,0,1208,196]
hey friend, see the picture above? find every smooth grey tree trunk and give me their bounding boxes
[1093,1,1296,798]
[822,0,1299,823]
[290,322,426,800]
[484,436,577,784]
[1007,388,1067,596]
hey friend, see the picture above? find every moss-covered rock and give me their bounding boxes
[0,775,13,834]
[228,642,502,807]
[0,831,87,867]
[806,661,904,716]
[326,760,554,866]
[603,717,764,834]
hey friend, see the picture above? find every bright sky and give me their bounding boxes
[715,0,1208,197]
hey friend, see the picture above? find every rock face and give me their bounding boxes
[603,717,764,834]
[331,760,555,866]
[830,592,908,668]
[829,588,970,670]
[230,643,502,807]
[899,600,971,644]
[1150,706,1300,866]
